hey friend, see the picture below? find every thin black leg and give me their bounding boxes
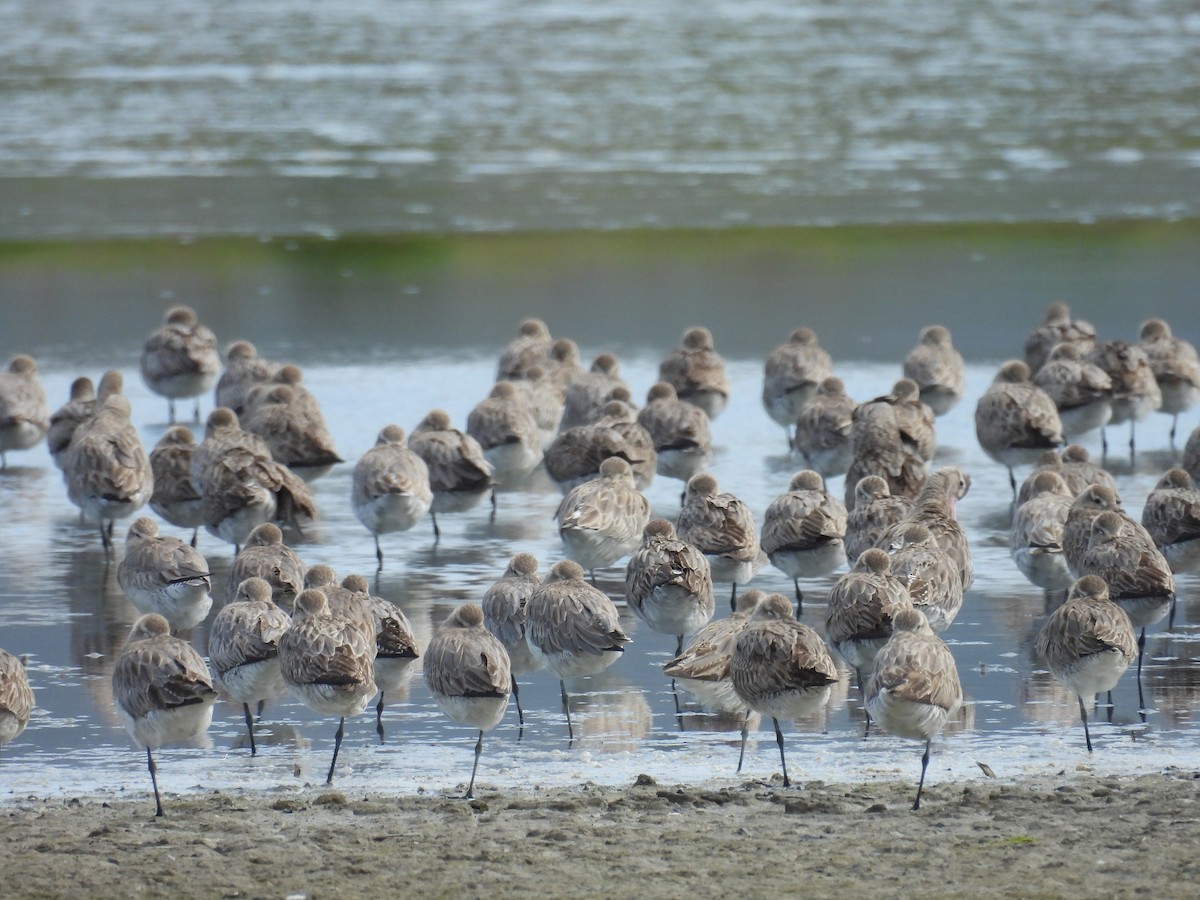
[511,675,524,726]
[1136,627,1146,713]
[168,398,176,425]
[376,691,386,742]
[375,536,384,567]
[773,717,790,787]
[1078,695,1093,753]
[736,711,750,773]
[464,730,483,799]
[913,738,931,811]
[431,511,441,543]
[148,747,164,817]
[560,680,574,742]
[243,703,257,756]
[326,717,345,785]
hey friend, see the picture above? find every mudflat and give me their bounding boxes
[3,770,1197,898]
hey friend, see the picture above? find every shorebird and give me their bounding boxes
[64,393,154,552]
[1075,509,1175,700]
[112,614,217,816]
[1032,343,1113,440]
[762,327,835,447]
[191,408,316,550]
[1010,471,1075,594]
[278,588,377,784]
[677,473,763,606]
[657,326,731,420]
[1034,574,1136,752]
[637,382,712,488]
[508,365,567,447]
[339,574,420,739]
[885,523,964,632]
[625,519,715,655]
[663,589,764,720]
[240,383,343,479]
[497,318,553,381]
[214,340,281,416]
[148,426,204,546]
[545,337,584,391]
[546,400,656,492]
[140,306,221,424]
[730,593,838,786]
[351,424,433,564]
[525,560,631,741]
[1086,340,1161,460]
[1141,468,1200,575]
[903,325,966,416]
[116,517,213,633]
[0,647,34,758]
[793,376,856,479]
[872,378,937,463]
[466,382,543,484]
[1024,301,1096,375]
[0,354,49,469]
[555,456,651,583]
[825,548,914,710]
[1017,445,1117,504]
[843,401,926,510]
[760,470,848,609]
[408,409,494,540]
[845,476,913,560]
[208,577,291,756]
[47,376,96,469]
[865,607,963,809]
[1139,318,1200,442]
[1062,484,1124,574]
[423,603,511,798]
[481,552,542,726]
[560,353,630,431]
[1187,425,1200,484]
[880,466,974,591]
[975,360,1064,493]
[227,522,307,613]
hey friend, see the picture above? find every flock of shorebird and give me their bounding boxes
[1,301,1199,815]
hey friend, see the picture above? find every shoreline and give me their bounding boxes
[4,769,1198,897]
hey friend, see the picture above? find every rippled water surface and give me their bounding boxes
[1,339,1198,801]
[2,0,1199,237]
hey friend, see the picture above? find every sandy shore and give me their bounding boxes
[3,769,1198,898]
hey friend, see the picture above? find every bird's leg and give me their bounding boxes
[490,489,497,520]
[736,711,751,773]
[243,703,257,756]
[376,691,386,742]
[510,675,524,726]
[1101,427,1109,460]
[560,680,574,743]
[375,536,384,568]
[913,738,931,811]
[190,528,198,548]
[730,583,738,610]
[464,730,483,800]
[794,580,803,615]
[326,717,345,785]
[168,398,176,425]
[1078,695,1093,753]
[431,511,441,544]
[1136,627,1147,713]
[773,717,790,788]
[193,397,201,423]
[1008,467,1016,496]
[1129,420,1136,463]
[147,747,164,818]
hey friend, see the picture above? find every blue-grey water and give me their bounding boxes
[1,0,1199,801]
[1,0,1198,237]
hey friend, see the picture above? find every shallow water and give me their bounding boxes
[1,341,1197,801]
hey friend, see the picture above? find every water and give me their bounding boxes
[1,0,1198,800]
[1,345,1197,801]
[1,0,1199,237]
